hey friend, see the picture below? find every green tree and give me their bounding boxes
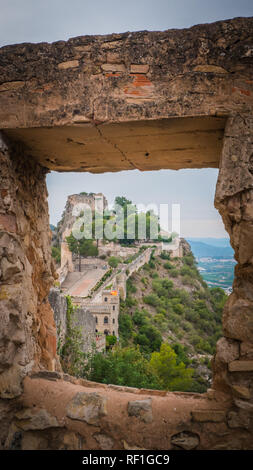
[60,296,87,377]
[108,256,120,268]
[118,313,133,344]
[52,246,61,264]
[86,346,160,389]
[134,323,162,353]
[150,343,194,391]
[66,233,98,271]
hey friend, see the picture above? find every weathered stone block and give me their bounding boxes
[66,392,107,425]
[123,440,147,450]
[227,410,251,429]
[223,297,253,342]
[58,60,79,70]
[93,433,114,450]
[191,410,226,423]
[30,370,62,381]
[193,65,228,74]
[101,63,125,72]
[106,52,121,64]
[240,341,253,359]
[15,408,61,430]
[171,431,200,450]
[130,64,149,74]
[231,385,251,399]
[127,398,152,423]
[234,399,253,411]
[228,361,253,372]
[0,81,25,92]
[214,337,239,364]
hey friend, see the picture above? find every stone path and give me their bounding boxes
[61,268,105,297]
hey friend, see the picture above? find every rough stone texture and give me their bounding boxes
[228,361,253,372]
[93,433,114,450]
[231,385,251,399]
[213,114,253,409]
[0,134,58,408]
[127,398,152,423]
[192,410,226,422]
[48,288,67,347]
[15,408,61,430]
[0,18,253,449]
[0,17,252,173]
[171,431,200,450]
[227,410,251,429]
[72,307,97,353]
[66,391,107,425]
[56,193,108,247]
[48,287,98,354]
[6,376,251,450]
[240,341,253,359]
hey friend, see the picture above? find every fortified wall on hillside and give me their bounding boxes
[56,192,108,244]
[55,192,108,275]
[0,17,253,449]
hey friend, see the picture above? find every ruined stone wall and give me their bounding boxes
[57,193,108,244]
[98,242,139,259]
[213,114,253,423]
[0,134,61,446]
[3,371,251,450]
[0,18,252,133]
[48,287,97,355]
[0,135,59,392]
[48,288,68,348]
[73,307,97,354]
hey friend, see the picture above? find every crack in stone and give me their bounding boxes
[95,124,139,170]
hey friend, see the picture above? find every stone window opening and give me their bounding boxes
[1,21,252,448]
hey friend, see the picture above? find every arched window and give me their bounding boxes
[95,316,98,324]
[113,331,115,336]
[113,318,115,324]
[112,305,115,311]
[104,330,109,336]
[104,316,108,324]
[104,297,108,302]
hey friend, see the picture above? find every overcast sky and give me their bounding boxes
[1,1,252,237]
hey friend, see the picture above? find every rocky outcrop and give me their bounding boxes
[56,193,108,245]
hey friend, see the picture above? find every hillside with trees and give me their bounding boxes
[52,193,227,393]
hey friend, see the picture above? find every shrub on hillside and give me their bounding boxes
[150,343,194,391]
[108,256,120,268]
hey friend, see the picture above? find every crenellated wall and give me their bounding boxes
[213,115,253,405]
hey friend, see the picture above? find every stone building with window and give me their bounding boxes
[83,290,120,338]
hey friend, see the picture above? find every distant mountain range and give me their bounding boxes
[187,238,234,259]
